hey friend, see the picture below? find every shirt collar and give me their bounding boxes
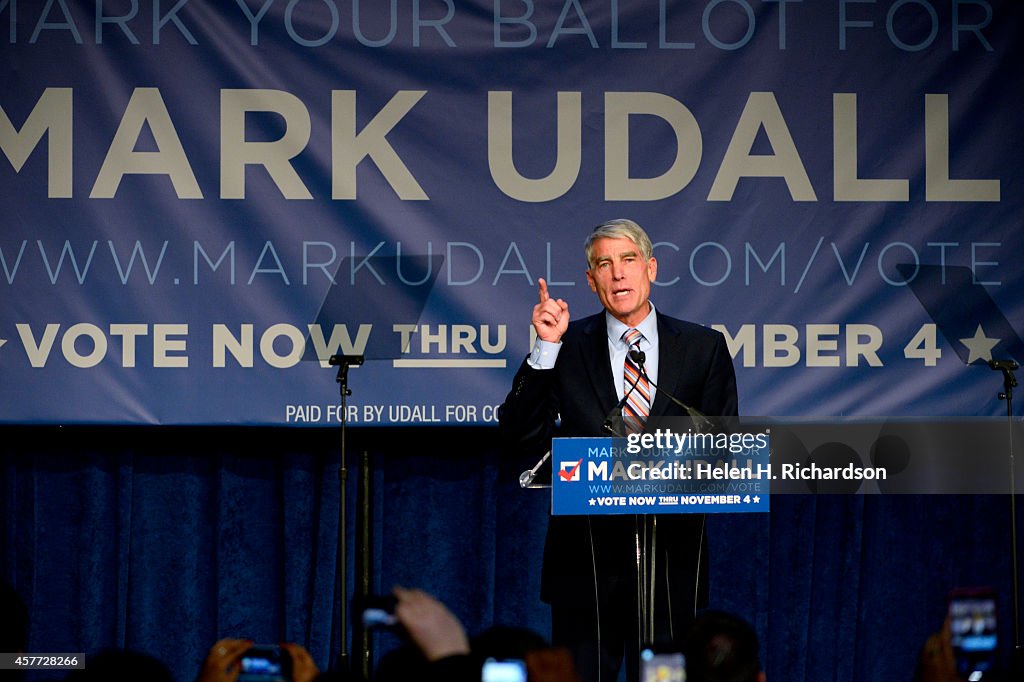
[606,302,657,348]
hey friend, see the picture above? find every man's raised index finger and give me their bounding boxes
[537,277,549,303]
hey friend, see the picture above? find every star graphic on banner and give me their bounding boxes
[959,324,1000,364]
[589,498,596,506]
[0,339,6,350]
[753,496,760,503]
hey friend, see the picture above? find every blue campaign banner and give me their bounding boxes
[551,436,770,515]
[1,1,1022,424]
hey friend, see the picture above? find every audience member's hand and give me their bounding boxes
[392,586,471,661]
[532,278,570,343]
[916,619,959,682]
[195,638,253,682]
[280,643,319,682]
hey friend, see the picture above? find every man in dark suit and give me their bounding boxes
[499,219,738,682]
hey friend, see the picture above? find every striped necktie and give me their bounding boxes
[621,328,650,434]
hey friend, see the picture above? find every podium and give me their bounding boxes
[519,429,770,651]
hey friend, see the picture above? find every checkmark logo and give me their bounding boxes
[558,459,583,482]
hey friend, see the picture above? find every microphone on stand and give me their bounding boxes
[603,357,645,436]
[990,359,1020,393]
[988,357,1020,654]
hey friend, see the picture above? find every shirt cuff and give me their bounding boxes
[527,338,561,369]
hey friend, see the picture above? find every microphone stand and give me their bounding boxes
[620,350,657,649]
[329,353,364,675]
[589,350,659,647]
[626,351,720,648]
[990,358,1020,664]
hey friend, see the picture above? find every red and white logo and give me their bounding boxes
[558,459,583,482]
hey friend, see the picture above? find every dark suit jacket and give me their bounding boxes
[499,310,738,607]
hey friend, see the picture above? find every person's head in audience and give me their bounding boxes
[472,624,548,663]
[682,610,765,682]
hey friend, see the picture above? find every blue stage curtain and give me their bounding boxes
[2,426,1019,681]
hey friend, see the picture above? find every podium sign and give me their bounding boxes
[551,435,770,516]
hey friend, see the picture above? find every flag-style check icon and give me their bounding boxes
[559,459,583,481]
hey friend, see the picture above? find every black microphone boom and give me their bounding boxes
[603,360,644,436]
[632,352,716,433]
